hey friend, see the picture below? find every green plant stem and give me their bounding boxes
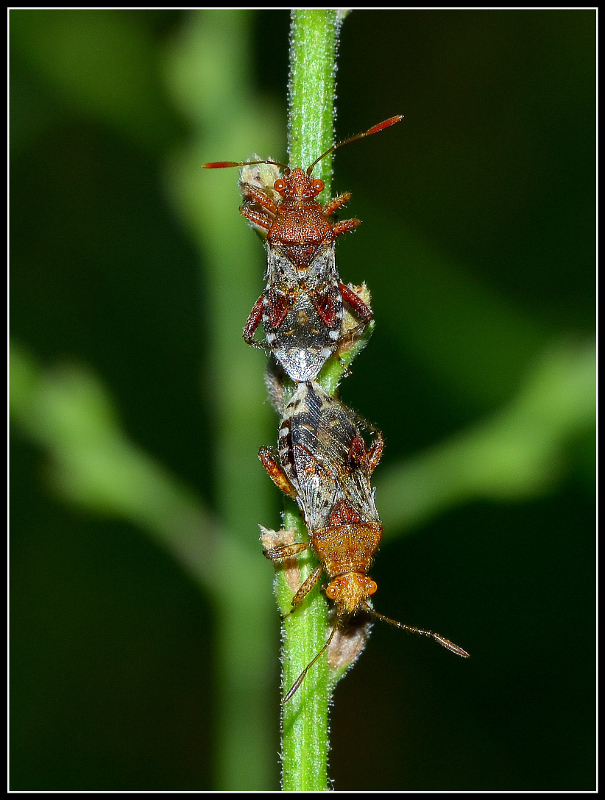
[278,9,347,793]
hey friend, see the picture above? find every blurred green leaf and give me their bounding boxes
[10,9,179,152]
[378,337,595,533]
[10,341,217,590]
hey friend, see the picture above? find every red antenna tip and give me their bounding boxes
[202,161,241,169]
[365,115,405,137]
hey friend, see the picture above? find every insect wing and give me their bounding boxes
[263,243,343,382]
[290,442,339,530]
[269,293,337,382]
[297,384,381,523]
[294,385,360,474]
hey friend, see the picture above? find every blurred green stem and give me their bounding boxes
[377,337,596,534]
[9,344,217,589]
[163,11,279,790]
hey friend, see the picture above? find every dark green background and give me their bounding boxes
[10,9,595,790]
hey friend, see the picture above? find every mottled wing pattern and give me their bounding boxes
[262,242,343,382]
[291,442,339,529]
[280,383,381,530]
[302,384,380,522]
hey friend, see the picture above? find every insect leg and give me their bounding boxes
[240,206,274,231]
[339,282,373,323]
[367,430,384,474]
[258,446,298,500]
[263,541,309,564]
[289,564,323,611]
[323,191,352,216]
[331,217,361,238]
[243,296,268,349]
[348,435,371,470]
[239,183,279,215]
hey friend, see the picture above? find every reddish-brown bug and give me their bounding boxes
[260,382,469,703]
[204,116,404,382]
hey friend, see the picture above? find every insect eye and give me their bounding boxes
[366,579,378,596]
[312,179,324,193]
[274,178,286,193]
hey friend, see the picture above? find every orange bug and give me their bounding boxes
[260,382,469,703]
[203,116,403,382]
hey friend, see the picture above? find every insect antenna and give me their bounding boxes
[202,158,289,171]
[203,115,403,174]
[365,605,470,658]
[282,621,340,705]
[306,114,404,175]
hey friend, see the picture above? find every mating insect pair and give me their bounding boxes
[204,115,403,382]
[260,381,469,703]
[205,116,469,703]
